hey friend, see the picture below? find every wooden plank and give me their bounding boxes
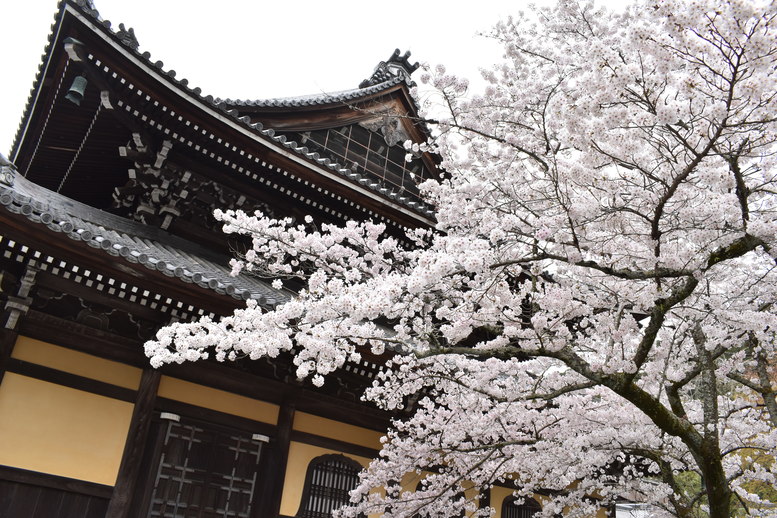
[105,368,161,518]
[126,419,166,517]
[0,465,113,499]
[30,487,65,517]
[0,480,23,518]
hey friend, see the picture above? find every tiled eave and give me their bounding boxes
[0,161,288,309]
[216,76,407,109]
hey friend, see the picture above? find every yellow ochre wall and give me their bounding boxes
[157,375,280,425]
[0,336,141,485]
[0,372,133,485]
[293,411,384,450]
[12,336,142,390]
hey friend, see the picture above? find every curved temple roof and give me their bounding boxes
[10,1,435,220]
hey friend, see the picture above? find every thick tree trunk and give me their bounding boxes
[703,455,732,518]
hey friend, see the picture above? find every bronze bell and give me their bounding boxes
[65,75,88,105]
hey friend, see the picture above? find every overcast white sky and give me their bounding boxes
[0,0,621,156]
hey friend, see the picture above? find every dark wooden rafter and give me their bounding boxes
[21,310,146,365]
[11,36,72,170]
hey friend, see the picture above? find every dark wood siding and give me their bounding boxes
[0,466,110,518]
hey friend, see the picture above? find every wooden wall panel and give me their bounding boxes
[0,466,111,518]
[0,480,108,518]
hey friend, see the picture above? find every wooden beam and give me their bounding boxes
[5,358,136,402]
[289,430,379,459]
[152,397,276,436]
[105,368,161,518]
[20,310,146,366]
[480,487,491,514]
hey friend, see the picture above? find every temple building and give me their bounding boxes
[0,1,548,517]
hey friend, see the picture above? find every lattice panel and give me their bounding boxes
[502,498,541,518]
[299,457,362,518]
[148,419,264,518]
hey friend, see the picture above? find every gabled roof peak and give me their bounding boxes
[359,49,420,89]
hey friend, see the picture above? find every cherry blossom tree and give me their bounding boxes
[145,0,777,516]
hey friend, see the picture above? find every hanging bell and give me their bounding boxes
[65,75,88,105]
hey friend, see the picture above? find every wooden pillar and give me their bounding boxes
[480,487,491,515]
[0,328,18,387]
[105,368,161,518]
[257,394,296,518]
[1,265,36,386]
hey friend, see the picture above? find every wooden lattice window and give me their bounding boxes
[299,126,428,202]
[296,454,363,518]
[502,495,541,518]
[146,416,266,518]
